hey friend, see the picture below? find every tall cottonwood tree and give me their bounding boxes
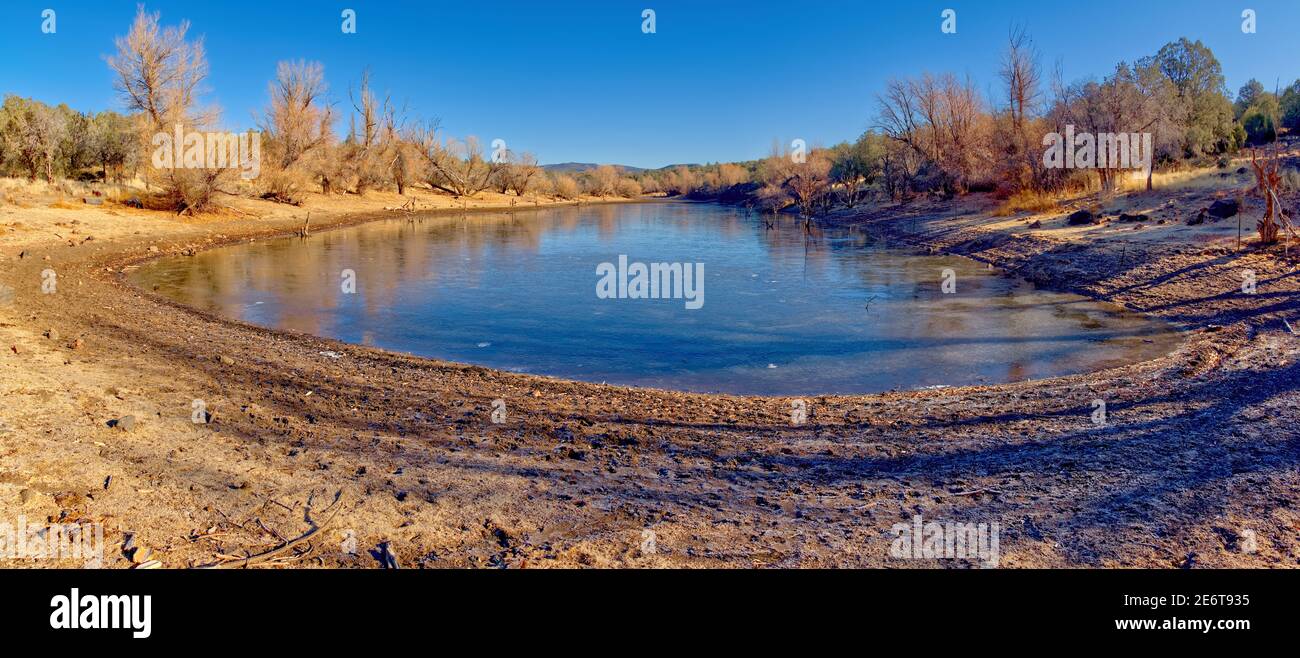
[108,6,225,211]
[994,26,1046,193]
[261,60,334,202]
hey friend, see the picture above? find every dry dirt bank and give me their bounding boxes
[1,186,1297,568]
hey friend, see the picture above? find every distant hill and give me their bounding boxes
[540,162,648,174]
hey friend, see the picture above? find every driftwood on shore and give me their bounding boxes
[195,490,342,569]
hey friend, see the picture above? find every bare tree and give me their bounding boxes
[1133,56,1183,190]
[996,26,1045,192]
[877,72,987,194]
[785,152,832,217]
[410,124,501,197]
[614,177,642,198]
[261,60,334,202]
[497,150,539,195]
[107,6,224,211]
[380,103,416,196]
[263,60,332,170]
[107,7,208,128]
[343,70,388,195]
[1001,26,1042,134]
[759,145,832,216]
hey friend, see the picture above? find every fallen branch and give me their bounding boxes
[950,488,1001,497]
[196,490,342,569]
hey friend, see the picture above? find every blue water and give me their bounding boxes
[132,202,1180,395]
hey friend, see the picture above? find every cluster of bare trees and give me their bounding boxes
[6,10,1296,221]
[255,62,552,204]
[636,162,750,197]
[870,32,1263,202]
[627,27,1283,220]
[1,7,645,211]
[877,72,988,194]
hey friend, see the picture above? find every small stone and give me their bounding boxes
[1027,219,1042,229]
[148,245,160,254]
[19,488,37,505]
[70,338,84,350]
[44,329,59,341]
[219,355,235,366]
[111,415,136,432]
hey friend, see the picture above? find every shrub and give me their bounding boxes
[1242,107,1277,145]
[582,165,619,196]
[551,173,579,199]
[614,177,642,198]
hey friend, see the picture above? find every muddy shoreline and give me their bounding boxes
[3,195,1297,568]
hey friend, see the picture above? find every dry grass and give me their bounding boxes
[993,190,1061,216]
[1141,167,1253,192]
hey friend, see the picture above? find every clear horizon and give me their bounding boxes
[1,0,1298,168]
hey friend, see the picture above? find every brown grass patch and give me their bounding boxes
[993,190,1060,216]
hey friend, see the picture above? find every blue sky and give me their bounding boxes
[1,1,1297,168]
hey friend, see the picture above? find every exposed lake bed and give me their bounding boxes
[4,188,1296,569]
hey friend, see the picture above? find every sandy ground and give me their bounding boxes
[0,169,1297,569]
